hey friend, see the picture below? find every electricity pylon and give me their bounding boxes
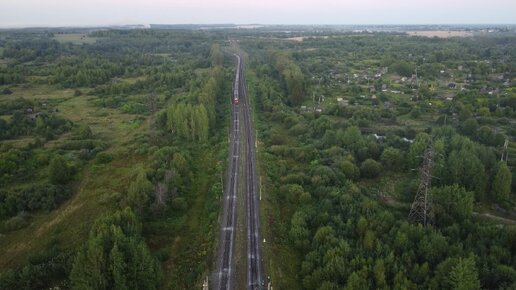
[408,144,435,226]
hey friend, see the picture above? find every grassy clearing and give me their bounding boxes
[0,83,151,270]
[0,153,146,270]
[0,84,75,102]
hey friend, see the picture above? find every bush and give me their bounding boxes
[337,160,360,180]
[380,147,402,170]
[0,183,70,218]
[360,159,382,178]
[74,124,92,139]
[49,155,70,184]
[95,152,114,164]
[2,212,30,232]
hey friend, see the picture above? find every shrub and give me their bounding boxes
[360,159,382,178]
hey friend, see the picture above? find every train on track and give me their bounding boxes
[233,54,240,105]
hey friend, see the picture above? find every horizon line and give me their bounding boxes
[1,23,516,29]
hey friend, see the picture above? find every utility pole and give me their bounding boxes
[408,144,435,226]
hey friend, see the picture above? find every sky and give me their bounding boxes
[1,0,515,27]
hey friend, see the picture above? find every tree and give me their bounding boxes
[345,270,369,290]
[477,126,494,145]
[76,124,93,139]
[360,159,381,178]
[461,118,478,137]
[434,184,474,223]
[380,147,402,170]
[49,155,70,184]
[363,230,375,251]
[373,259,387,288]
[446,149,487,199]
[127,170,153,213]
[491,162,511,203]
[407,133,431,169]
[340,126,362,147]
[70,208,161,290]
[449,256,480,290]
[210,44,223,67]
[337,160,360,180]
[392,60,414,77]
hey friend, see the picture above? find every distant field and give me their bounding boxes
[286,35,329,41]
[407,30,473,38]
[53,33,97,44]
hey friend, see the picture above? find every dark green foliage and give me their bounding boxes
[380,147,402,170]
[75,124,93,139]
[443,147,487,199]
[461,118,479,137]
[449,256,481,290]
[126,170,154,213]
[49,155,70,184]
[407,133,431,169]
[269,50,305,105]
[360,159,381,178]
[0,183,70,218]
[392,60,415,77]
[434,185,474,224]
[243,34,516,290]
[336,159,360,181]
[69,208,161,290]
[0,147,35,185]
[95,152,114,164]
[491,162,512,203]
[0,247,72,289]
[0,111,72,141]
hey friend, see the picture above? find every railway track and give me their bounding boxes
[215,52,263,290]
[215,54,241,290]
[238,54,264,290]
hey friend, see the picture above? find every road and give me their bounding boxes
[214,52,264,290]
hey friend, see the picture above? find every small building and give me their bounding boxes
[337,97,349,106]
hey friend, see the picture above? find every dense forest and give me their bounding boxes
[241,32,516,289]
[0,27,515,290]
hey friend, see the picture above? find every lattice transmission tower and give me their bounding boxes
[408,144,435,226]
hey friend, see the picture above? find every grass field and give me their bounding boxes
[0,82,151,270]
[407,30,473,38]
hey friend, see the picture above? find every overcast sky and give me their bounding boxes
[1,0,515,27]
